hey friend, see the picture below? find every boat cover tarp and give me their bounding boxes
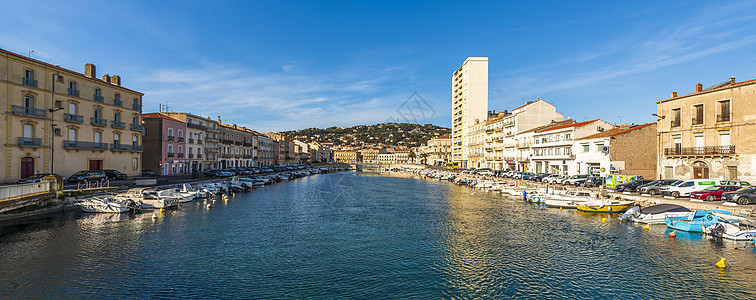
[640,204,691,214]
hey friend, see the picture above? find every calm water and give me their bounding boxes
[1,172,756,299]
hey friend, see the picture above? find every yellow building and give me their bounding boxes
[656,77,756,181]
[1,48,143,182]
[334,149,360,163]
[466,120,486,169]
[426,135,451,166]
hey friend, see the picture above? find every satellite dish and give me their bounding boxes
[601,146,609,154]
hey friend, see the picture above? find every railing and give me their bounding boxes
[114,99,123,107]
[130,123,143,131]
[205,147,219,152]
[68,89,80,97]
[93,95,104,102]
[90,118,107,126]
[23,77,38,88]
[221,139,234,144]
[11,105,46,117]
[132,103,142,111]
[63,140,108,150]
[188,138,195,143]
[664,145,735,156]
[167,152,175,157]
[717,114,730,122]
[188,153,195,159]
[0,181,51,201]
[197,154,202,159]
[64,113,84,123]
[197,139,203,144]
[110,120,125,129]
[221,153,233,158]
[206,137,218,142]
[670,119,681,127]
[110,144,144,151]
[691,117,703,125]
[167,136,175,141]
[187,123,207,130]
[178,153,184,158]
[178,137,185,142]
[17,137,43,147]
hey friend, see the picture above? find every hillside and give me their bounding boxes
[281,123,450,147]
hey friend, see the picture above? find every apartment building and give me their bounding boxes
[530,119,613,175]
[573,123,657,178]
[359,147,385,164]
[451,57,488,168]
[334,149,360,163]
[218,124,257,169]
[514,120,576,172]
[426,135,451,166]
[466,120,486,169]
[1,49,144,181]
[656,77,756,181]
[143,113,187,175]
[257,132,275,167]
[266,132,297,165]
[164,112,220,172]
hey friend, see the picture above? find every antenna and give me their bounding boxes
[28,49,35,58]
[617,116,624,124]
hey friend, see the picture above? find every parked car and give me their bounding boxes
[521,172,536,180]
[615,179,654,192]
[104,169,127,180]
[542,174,559,184]
[141,169,157,177]
[67,170,106,183]
[17,173,65,184]
[639,180,682,195]
[562,175,589,186]
[662,179,750,198]
[690,185,741,201]
[531,173,549,182]
[722,187,756,205]
[584,176,605,188]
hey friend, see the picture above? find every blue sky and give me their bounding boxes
[3,1,756,131]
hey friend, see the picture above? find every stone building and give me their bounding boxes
[334,149,360,163]
[143,113,187,175]
[656,77,756,182]
[1,48,144,182]
[426,135,451,166]
[573,123,657,179]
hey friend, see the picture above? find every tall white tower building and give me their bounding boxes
[451,57,488,169]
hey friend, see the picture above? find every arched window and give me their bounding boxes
[24,95,34,109]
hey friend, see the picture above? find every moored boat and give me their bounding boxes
[576,199,635,213]
[619,204,692,224]
[664,211,720,232]
[78,196,139,213]
[115,188,179,209]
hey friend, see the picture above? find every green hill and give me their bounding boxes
[281,123,450,147]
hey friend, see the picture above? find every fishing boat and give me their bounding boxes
[664,211,720,232]
[78,196,139,213]
[619,204,693,224]
[576,199,635,213]
[115,188,180,209]
[544,190,598,209]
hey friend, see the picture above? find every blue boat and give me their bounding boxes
[664,211,720,232]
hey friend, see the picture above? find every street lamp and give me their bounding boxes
[49,107,63,174]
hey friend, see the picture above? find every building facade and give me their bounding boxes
[530,119,613,175]
[466,120,486,169]
[143,113,187,175]
[656,78,756,182]
[1,49,143,182]
[164,112,219,172]
[572,123,657,178]
[451,57,488,168]
[426,135,451,166]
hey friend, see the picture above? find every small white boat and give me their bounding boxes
[620,204,693,224]
[78,196,139,213]
[544,190,598,208]
[157,189,193,203]
[706,222,756,241]
[115,188,179,209]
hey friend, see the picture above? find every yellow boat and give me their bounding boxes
[576,200,635,213]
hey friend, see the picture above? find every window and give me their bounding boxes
[692,104,703,125]
[132,135,138,146]
[23,124,33,138]
[69,103,77,114]
[178,145,183,154]
[114,112,121,122]
[94,108,102,119]
[168,144,174,153]
[168,128,174,137]
[55,100,62,108]
[114,133,120,144]
[68,129,77,141]
[718,100,731,122]
[24,95,34,108]
[115,93,120,101]
[694,132,704,148]
[133,158,138,170]
[582,145,589,152]
[25,69,34,79]
[671,108,681,127]
[596,144,604,152]
[94,88,101,96]
[178,130,183,138]
[94,131,102,144]
[720,130,731,147]
[673,134,682,152]
[132,115,139,125]
[69,81,76,90]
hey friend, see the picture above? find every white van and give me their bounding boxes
[660,179,749,197]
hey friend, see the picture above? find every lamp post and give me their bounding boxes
[49,72,62,174]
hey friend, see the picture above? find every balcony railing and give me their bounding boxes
[691,117,703,126]
[132,103,142,111]
[17,137,43,147]
[178,137,185,142]
[221,153,233,158]
[167,152,175,157]
[114,99,123,107]
[93,95,104,102]
[167,136,175,141]
[23,77,38,88]
[64,140,108,150]
[187,123,207,130]
[110,120,125,129]
[68,89,80,97]
[717,114,731,123]
[64,113,84,123]
[205,147,219,152]
[110,143,144,151]
[670,119,681,128]
[664,145,735,156]
[11,105,46,117]
[130,123,143,131]
[90,118,107,126]
[196,139,203,144]
[206,137,218,142]
[178,153,184,158]
[188,153,195,159]
[197,154,202,159]
[188,138,195,143]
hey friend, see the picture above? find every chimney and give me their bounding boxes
[730,76,736,85]
[85,63,96,78]
[102,74,111,83]
[111,75,121,86]
[671,92,678,98]
[696,83,703,93]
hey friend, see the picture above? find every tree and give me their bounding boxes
[408,150,417,163]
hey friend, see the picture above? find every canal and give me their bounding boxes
[1,172,755,298]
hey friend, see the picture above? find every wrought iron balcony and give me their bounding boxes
[130,123,143,131]
[68,89,80,97]
[188,138,195,143]
[188,153,194,159]
[205,147,219,152]
[110,143,144,151]
[187,123,207,130]
[93,95,104,102]
[664,145,735,156]
[90,118,107,126]
[167,136,175,141]
[11,105,46,117]
[178,152,184,158]
[132,103,142,111]
[111,120,125,129]
[691,117,703,126]
[167,152,175,157]
[17,137,43,147]
[196,139,203,144]
[670,119,681,127]
[114,99,123,107]
[64,140,108,150]
[64,113,84,123]
[717,114,731,123]
[178,137,184,142]
[197,154,202,159]
[23,77,38,88]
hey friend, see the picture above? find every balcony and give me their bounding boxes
[23,77,38,88]
[670,119,681,128]
[221,139,234,144]
[64,140,108,150]
[64,113,84,123]
[17,137,43,147]
[130,123,143,131]
[196,139,203,144]
[717,113,731,123]
[243,154,253,159]
[178,153,184,158]
[664,145,735,157]
[11,105,46,118]
[187,153,195,159]
[68,89,80,97]
[178,137,185,142]
[167,136,175,141]
[221,153,233,158]
[691,117,703,126]
[187,123,207,130]
[110,143,144,152]
[132,103,142,111]
[114,99,123,107]
[110,120,125,129]
[93,95,104,103]
[188,138,195,143]
[167,152,175,157]
[90,118,107,126]
[205,147,219,152]
[197,154,202,159]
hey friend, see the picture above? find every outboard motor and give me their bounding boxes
[707,222,726,238]
[619,205,641,221]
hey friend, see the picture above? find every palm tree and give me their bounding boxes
[408,150,417,163]
[420,153,428,165]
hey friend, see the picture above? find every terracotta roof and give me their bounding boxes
[142,112,184,123]
[517,119,575,135]
[0,48,144,95]
[537,119,600,133]
[657,77,756,103]
[436,135,451,139]
[576,123,655,140]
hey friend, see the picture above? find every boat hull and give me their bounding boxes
[576,203,634,213]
